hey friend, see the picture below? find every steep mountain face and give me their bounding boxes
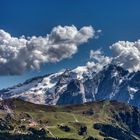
[0,64,140,108]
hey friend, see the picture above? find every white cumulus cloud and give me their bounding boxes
[110,40,140,72]
[0,25,95,75]
[88,40,140,73]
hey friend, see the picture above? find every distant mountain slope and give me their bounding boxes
[0,99,139,139]
[1,64,140,108]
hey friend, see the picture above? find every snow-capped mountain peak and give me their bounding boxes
[1,64,140,108]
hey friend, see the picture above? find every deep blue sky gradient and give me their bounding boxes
[0,0,140,89]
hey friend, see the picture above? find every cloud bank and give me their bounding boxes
[0,25,94,75]
[1,24,140,75]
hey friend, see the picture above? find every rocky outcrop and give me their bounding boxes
[93,123,136,140]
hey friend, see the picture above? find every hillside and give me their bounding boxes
[0,99,139,140]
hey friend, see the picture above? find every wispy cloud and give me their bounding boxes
[87,50,112,72]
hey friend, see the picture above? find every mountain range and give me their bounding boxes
[0,64,140,108]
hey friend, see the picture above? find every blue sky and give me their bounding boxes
[0,0,140,89]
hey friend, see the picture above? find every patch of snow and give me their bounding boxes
[129,94,134,100]
[128,86,138,93]
[57,85,67,93]
[72,66,88,80]
[127,86,138,103]
[79,82,86,102]
[119,79,123,84]
[5,79,41,95]
[111,71,118,78]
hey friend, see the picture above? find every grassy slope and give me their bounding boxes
[13,99,104,139]
[0,99,139,140]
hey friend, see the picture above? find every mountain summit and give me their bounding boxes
[0,64,140,108]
